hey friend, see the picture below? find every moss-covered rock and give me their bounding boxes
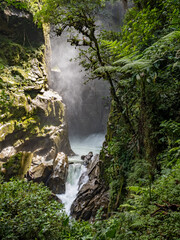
[0,121,15,141]
[0,4,72,191]
[2,151,33,180]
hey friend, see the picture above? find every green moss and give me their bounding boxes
[0,121,15,141]
[12,93,29,111]
[11,66,29,80]
[0,69,18,86]
[46,101,52,116]
[2,152,33,180]
[15,116,40,136]
[58,102,65,121]
[19,152,33,178]
[13,139,24,148]
[0,39,27,66]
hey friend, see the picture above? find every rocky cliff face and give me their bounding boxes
[71,155,109,221]
[0,4,72,193]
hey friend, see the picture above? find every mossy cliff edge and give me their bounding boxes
[0,4,72,188]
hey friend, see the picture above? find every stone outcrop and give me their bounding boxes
[81,151,93,166]
[28,159,53,183]
[70,155,109,221]
[27,152,68,194]
[0,4,72,194]
[0,4,44,47]
[47,152,68,193]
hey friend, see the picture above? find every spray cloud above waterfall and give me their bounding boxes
[51,32,85,113]
[48,0,129,136]
[50,32,110,136]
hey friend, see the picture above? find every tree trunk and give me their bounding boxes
[122,0,128,11]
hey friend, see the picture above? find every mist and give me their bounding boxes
[49,1,129,137]
[50,32,110,136]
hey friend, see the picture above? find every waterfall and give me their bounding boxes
[57,163,87,215]
[57,133,105,215]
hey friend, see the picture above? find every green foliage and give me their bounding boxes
[104,0,180,57]
[90,162,180,240]
[2,153,23,180]
[1,0,28,10]
[158,120,180,168]
[0,179,71,240]
[99,1,180,212]
[0,88,13,116]
[0,0,180,239]
[35,0,103,26]
[0,37,27,66]
[0,0,41,18]
[2,175,178,240]
[160,120,180,147]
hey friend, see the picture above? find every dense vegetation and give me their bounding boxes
[0,0,180,239]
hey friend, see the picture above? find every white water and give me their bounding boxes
[57,133,105,215]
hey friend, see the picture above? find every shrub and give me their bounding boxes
[0,179,70,240]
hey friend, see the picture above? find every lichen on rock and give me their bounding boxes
[0,4,72,194]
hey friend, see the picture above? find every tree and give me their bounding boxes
[36,0,180,210]
[36,0,135,134]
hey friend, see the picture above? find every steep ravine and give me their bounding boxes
[49,30,111,220]
[0,5,72,193]
[58,134,109,221]
[0,4,110,221]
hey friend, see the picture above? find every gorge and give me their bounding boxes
[0,1,112,220]
[0,1,180,239]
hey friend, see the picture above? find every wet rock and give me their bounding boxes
[0,5,44,47]
[47,152,69,194]
[0,88,73,160]
[78,171,88,190]
[81,151,93,166]
[0,85,72,188]
[0,146,16,163]
[28,159,53,183]
[49,192,62,203]
[28,152,68,194]
[71,154,109,221]
[0,4,72,200]
[0,122,15,142]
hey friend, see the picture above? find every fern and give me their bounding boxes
[111,31,180,77]
[94,65,119,74]
[114,60,151,74]
[113,56,133,66]
[143,31,180,59]
[113,53,141,66]
[120,60,151,73]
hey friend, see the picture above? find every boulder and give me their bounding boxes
[70,154,109,221]
[28,160,53,183]
[0,87,73,181]
[78,171,89,190]
[81,151,93,166]
[0,146,16,165]
[28,152,69,194]
[47,152,69,194]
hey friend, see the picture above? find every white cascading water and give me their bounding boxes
[57,133,105,215]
